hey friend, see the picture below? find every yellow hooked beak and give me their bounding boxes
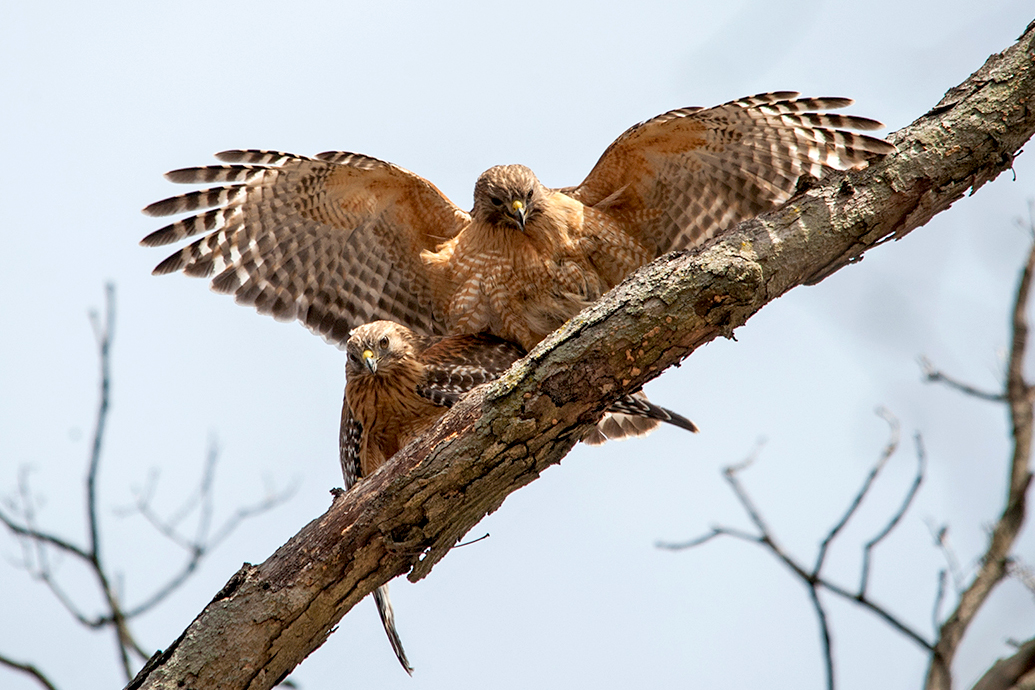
[510,199,527,231]
[362,349,377,374]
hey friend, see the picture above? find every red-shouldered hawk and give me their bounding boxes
[338,319,699,673]
[340,320,698,487]
[142,92,894,351]
[141,93,892,674]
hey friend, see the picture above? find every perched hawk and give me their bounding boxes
[338,320,699,674]
[141,92,893,674]
[340,320,698,488]
[142,92,894,351]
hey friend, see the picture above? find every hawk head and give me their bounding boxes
[471,164,547,232]
[345,321,425,378]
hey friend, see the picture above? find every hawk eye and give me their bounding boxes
[348,351,360,363]
[490,197,502,207]
[379,336,390,350]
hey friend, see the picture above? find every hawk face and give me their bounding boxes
[345,321,423,379]
[472,164,546,232]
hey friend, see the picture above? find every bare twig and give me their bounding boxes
[932,570,947,640]
[817,576,934,651]
[83,285,141,678]
[817,409,900,576]
[807,586,835,690]
[0,653,58,690]
[122,476,296,620]
[926,520,966,596]
[454,533,491,549]
[656,526,760,551]
[3,470,98,628]
[1,471,91,563]
[860,432,926,597]
[204,481,297,552]
[919,357,1005,402]
[86,283,113,568]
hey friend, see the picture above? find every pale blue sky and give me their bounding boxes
[1,2,1033,689]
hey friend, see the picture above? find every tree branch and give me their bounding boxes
[970,636,1035,690]
[0,653,58,690]
[2,285,299,687]
[925,201,1035,690]
[658,412,934,690]
[860,431,926,597]
[127,22,1035,690]
[919,357,1006,403]
[818,408,900,576]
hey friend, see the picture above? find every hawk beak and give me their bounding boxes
[511,199,527,231]
[362,349,377,374]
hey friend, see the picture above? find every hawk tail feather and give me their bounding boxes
[582,393,699,445]
[582,411,661,445]
[373,584,413,676]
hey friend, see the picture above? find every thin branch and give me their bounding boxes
[454,533,491,548]
[721,442,776,545]
[926,520,966,596]
[2,470,99,627]
[0,503,90,564]
[860,432,926,596]
[819,576,934,651]
[807,586,836,690]
[83,284,140,680]
[932,570,947,638]
[657,525,768,551]
[121,480,296,620]
[919,357,1006,402]
[816,409,900,576]
[0,653,58,690]
[659,416,936,666]
[86,282,114,564]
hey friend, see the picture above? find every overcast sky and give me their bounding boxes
[2,2,1034,689]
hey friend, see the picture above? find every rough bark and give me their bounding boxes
[970,636,1035,690]
[127,21,1035,690]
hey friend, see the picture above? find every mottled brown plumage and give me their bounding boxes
[341,321,524,485]
[340,321,699,489]
[337,319,701,675]
[338,320,527,676]
[142,92,894,350]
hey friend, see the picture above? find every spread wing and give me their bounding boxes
[142,150,469,344]
[416,334,526,407]
[564,92,896,256]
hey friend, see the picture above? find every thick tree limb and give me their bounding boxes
[970,636,1035,690]
[127,22,1035,690]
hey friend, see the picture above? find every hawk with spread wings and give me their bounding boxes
[142,92,894,351]
[142,93,893,674]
